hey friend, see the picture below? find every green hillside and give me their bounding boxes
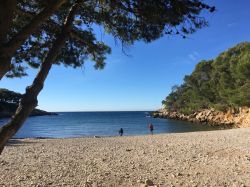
[162,42,250,114]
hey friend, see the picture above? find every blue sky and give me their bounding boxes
[1,0,250,112]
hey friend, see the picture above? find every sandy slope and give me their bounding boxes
[1,128,250,187]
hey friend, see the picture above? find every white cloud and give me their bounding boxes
[188,54,196,61]
[227,23,234,28]
[188,51,200,61]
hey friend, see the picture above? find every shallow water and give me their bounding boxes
[0,111,220,138]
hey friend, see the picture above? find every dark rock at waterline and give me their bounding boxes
[152,108,250,128]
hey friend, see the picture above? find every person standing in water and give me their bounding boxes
[148,123,154,135]
[119,128,123,136]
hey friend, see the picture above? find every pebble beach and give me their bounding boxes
[1,128,250,186]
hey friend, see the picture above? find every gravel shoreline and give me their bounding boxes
[1,128,250,186]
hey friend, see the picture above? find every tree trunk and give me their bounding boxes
[0,0,17,80]
[0,54,12,80]
[0,0,67,80]
[0,2,80,154]
[6,0,67,51]
[0,0,17,44]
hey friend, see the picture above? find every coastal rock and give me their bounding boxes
[152,107,250,128]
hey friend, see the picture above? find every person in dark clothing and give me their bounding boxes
[119,128,123,136]
[148,123,154,135]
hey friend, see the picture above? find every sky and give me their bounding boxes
[1,0,250,112]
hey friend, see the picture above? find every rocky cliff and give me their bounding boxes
[152,107,250,128]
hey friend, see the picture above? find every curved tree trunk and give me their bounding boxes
[0,54,12,79]
[0,2,79,154]
[0,0,67,80]
[0,0,17,79]
[0,0,17,44]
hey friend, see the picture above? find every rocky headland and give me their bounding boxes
[0,89,57,119]
[152,107,250,128]
[0,102,57,119]
[158,43,250,129]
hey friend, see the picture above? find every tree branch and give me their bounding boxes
[0,0,17,44]
[5,0,67,55]
[0,0,67,79]
[0,0,80,154]
[16,7,87,44]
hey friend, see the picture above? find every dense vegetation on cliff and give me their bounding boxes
[162,42,250,114]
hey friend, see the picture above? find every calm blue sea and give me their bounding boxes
[0,111,219,138]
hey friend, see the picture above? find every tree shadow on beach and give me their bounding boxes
[6,139,37,147]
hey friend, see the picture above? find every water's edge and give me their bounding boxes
[1,111,222,138]
[152,108,250,128]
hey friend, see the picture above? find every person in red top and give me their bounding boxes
[148,123,154,135]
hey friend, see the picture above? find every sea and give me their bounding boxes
[0,111,220,138]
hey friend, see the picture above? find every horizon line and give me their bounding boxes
[49,110,156,113]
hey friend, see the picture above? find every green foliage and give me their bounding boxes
[0,89,22,104]
[163,42,250,114]
[6,0,214,77]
